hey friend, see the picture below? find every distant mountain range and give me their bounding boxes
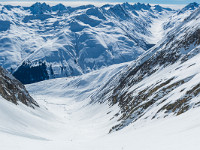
[0,2,175,84]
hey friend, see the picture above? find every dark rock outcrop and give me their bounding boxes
[0,66,38,108]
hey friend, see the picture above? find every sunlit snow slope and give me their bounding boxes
[1,60,200,150]
[93,3,200,131]
[0,2,174,83]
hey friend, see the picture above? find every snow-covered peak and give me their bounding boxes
[51,3,67,12]
[178,2,199,14]
[184,5,200,21]
[132,2,151,10]
[154,5,173,12]
[30,2,51,14]
[86,7,106,19]
[101,4,113,9]
[121,2,133,10]
[163,2,199,32]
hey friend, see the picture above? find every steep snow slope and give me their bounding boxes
[0,62,125,149]
[0,96,54,141]
[92,4,200,131]
[0,2,173,83]
[163,2,199,33]
[1,58,200,150]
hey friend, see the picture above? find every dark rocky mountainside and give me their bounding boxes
[0,66,38,108]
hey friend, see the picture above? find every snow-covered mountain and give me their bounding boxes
[0,2,174,84]
[163,2,199,32]
[1,2,200,150]
[92,4,200,132]
[2,60,200,150]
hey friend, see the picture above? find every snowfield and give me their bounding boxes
[0,62,200,150]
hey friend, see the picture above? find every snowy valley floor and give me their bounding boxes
[1,91,200,150]
[0,63,200,150]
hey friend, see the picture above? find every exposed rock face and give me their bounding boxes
[0,66,38,108]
